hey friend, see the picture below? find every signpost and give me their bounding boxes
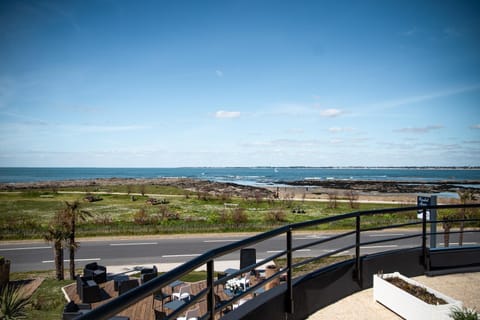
[417,195,437,248]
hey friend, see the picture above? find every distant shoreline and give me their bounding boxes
[1,166,479,169]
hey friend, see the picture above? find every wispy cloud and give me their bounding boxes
[0,111,49,126]
[371,83,480,109]
[470,124,480,129]
[320,108,343,117]
[71,124,148,133]
[443,27,463,38]
[215,110,241,119]
[328,127,353,133]
[401,27,421,37]
[215,70,223,77]
[394,125,444,134]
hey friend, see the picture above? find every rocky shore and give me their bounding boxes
[277,179,480,194]
[1,177,478,204]
[0,177,273,198]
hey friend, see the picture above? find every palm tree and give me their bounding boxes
[0,283,31,319]
[61,201,92,280]
[457,190,474,246]
[44,212,69,281]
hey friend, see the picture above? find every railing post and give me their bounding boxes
[422,208,428,269]
[286,228,294,315]
[355,215,362,285]
[207,260,215,320]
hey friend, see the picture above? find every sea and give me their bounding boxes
[0,167,479,187]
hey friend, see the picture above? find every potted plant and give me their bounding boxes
[373,272,462,320]
[0,256,11,289]
[450,306,479,320]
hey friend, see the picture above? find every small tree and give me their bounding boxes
[44,212,69,280]
[62,201,92,280]
[346,190,359,209]
[327,192,338,209]
[441,215,454,248]
[457,190,475,246]
[139,185,147,197]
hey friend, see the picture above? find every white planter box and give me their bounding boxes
[373,272,462,320]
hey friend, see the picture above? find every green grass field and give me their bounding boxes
[0,183,427,240]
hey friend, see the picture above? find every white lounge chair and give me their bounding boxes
[172,285,191,301]
[176,306,200,320]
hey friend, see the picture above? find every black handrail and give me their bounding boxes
[77,203,479,320]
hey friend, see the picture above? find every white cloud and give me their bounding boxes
[320,108,343,117]
[470,124,480,129]
[215,70,223,77]
[394,125,444,134]
[215,110,241,119]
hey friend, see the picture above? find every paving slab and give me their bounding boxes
[308,272,480,319]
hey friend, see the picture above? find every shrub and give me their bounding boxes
[450,306,479,320]
[231,208,248,225]
[265,209,287,222]
[133,208,148,224]
[0,283,31,319]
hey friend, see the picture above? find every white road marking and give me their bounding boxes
[0,246,51,251]
[332,251,351,257]
[203,240,239,243]
[368,234,405,237]
[439,242,477,245]
[109,242,158,246]
[362,245,398,249]
[266,249,311,253]
[294,237,328,240]
[42,258,100,263]
[162,254,201,258]
[294,235,328,240]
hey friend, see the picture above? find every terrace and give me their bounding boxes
[74,203,480,320]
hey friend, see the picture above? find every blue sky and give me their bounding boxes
[0,0,479,167]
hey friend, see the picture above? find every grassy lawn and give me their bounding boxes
[10,270,75,320]
[0,185,431,240]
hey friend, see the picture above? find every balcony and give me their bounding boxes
[76,204,480,320]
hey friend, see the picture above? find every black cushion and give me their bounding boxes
[85,262,98,269]
[64,301,79,312]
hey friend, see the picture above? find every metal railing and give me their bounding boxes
[77,203,480,320]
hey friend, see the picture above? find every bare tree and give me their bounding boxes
[346,190,359,209]
[327,191,338,209]
[139,184,147,197]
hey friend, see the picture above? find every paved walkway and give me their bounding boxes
[308,272,480,319]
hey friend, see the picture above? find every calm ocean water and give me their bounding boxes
[0,167,479,185]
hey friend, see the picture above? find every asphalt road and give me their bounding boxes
[1,231,479,272]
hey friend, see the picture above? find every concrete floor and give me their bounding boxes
[308,272,480,320]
